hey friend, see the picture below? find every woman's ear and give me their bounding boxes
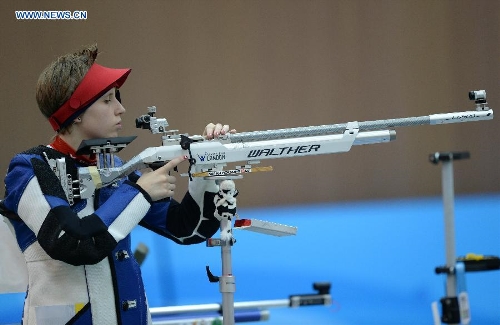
[73,116,82,124]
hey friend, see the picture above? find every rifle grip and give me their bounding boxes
[148,162,165,170]
[148,161,178,173]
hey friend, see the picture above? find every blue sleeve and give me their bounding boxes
[3,153,152,266]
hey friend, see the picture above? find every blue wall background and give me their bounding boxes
[133,193,500,325]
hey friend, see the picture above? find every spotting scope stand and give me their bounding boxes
[430,152,500,325]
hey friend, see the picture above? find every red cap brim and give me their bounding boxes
[49,63,131,131]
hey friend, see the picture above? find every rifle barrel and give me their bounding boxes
[228,109,493,143]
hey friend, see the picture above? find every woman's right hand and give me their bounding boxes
[136,156,187,201]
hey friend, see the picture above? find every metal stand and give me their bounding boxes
[430,151,470,325]
[203,179,299,325]
[430,152,500,325]
[203,178,239,325]
[206,217,236,325]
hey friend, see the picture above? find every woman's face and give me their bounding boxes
[77,88,125,139]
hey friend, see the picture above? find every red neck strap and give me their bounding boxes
[49,136,96,165]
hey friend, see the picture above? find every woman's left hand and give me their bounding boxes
[203,123,236,139]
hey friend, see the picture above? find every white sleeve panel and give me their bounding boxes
[108,194,151,242]
[18,178,52,236]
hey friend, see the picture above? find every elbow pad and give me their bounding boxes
[38,206,117,266]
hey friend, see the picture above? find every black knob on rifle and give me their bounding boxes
[180,135,195,150]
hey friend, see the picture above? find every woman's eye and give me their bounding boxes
[104,95,113,104]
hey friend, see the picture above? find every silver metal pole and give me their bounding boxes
[150,299,291,316]
[441,160,457,299]
[430,151,470,325]
[221,239,235,325]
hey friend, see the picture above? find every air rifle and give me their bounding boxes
[57,90,492,204]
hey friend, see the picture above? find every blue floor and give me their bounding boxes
[135,193,500,325]
[0,292,24,325]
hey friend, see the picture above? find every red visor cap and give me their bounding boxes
[48,63,131,131]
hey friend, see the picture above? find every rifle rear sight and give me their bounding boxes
[135,105,173,135]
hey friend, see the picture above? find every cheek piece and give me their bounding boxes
[48,63,131,132]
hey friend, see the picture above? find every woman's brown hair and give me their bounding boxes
[36,44,99,133]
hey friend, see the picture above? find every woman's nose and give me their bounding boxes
[116,101,126,115]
